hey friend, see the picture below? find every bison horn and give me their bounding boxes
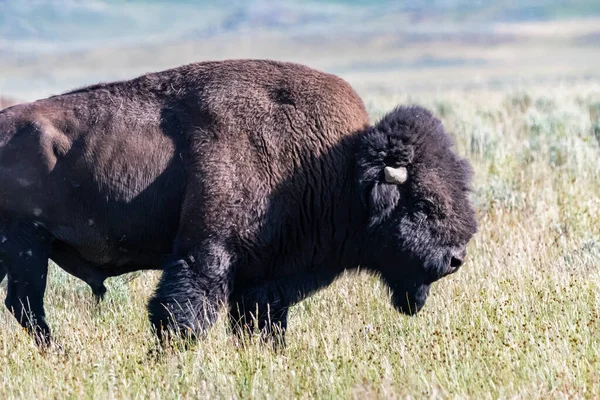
[384,166,408,184]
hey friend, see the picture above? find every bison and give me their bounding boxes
[0,59,477,347]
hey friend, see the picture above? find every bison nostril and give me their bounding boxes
[448,247,467,271]
[450,256,463,269]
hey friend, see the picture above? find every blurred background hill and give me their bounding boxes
[1,0,599,100]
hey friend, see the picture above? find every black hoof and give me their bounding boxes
[92,284,107,302]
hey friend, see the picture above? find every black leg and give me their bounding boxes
[1,224,52,347]
[229,288,289,349]
[50,243,108,302]
[148,243,231,344]
[228,269,338,348]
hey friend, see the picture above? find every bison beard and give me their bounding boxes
[0,60,477,348]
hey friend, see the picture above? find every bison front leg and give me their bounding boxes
[148,243,231,344]
[229,269,339,348]
[229,288,289,349]
[1,224,52,347]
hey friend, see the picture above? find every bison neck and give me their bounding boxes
[232,134,370,288]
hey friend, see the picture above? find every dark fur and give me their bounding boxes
[0,59,477,347]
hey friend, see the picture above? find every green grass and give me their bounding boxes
[1,84,600,399]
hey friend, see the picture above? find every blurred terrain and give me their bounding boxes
[1,0,600,100]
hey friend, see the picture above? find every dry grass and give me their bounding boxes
[1,83,600,399]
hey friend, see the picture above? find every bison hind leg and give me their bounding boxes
[49,243,108,302]
[2,224,52,348]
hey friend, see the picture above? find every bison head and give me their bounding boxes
[356,105,477,315]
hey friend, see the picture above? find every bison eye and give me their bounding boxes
[423,198,435,207]
[418,198,437,213]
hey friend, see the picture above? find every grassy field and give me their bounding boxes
[1,81,599,399]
